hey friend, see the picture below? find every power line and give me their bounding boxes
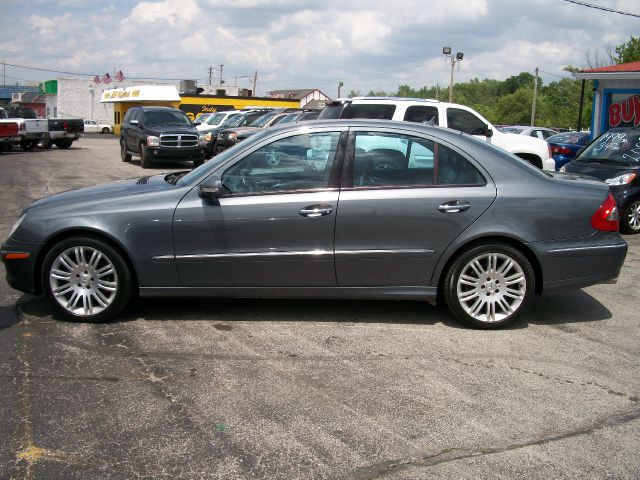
[560,0,640,18]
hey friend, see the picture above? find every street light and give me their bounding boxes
[338,81,343,98]
[442,47,464,103]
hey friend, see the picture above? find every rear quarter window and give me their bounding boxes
[341,104,396,120]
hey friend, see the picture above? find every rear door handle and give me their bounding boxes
[438,200,471,213]
[299,204,334,217]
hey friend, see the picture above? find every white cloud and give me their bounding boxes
[125,0,200,26]
[29,13,72,36]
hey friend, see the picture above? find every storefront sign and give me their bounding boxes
[608,95,640,128]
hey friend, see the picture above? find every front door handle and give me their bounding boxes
[438,200,471,213]
[299,204,334,217]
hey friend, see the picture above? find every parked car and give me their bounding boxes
[42,118,84,149]
[0,120,20,153]
[2,119,626,328]
[120,106,206,168]
[547,131,591,170]
[561,127,640,234]
[196,110,243,133]
[318,97,555,170]
[499,125,558,140]
[204,109,273,157]
[214,109,317,154]
[84,120,113,134]
[194,112,212,125]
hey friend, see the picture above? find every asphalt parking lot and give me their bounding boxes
[0,135,639,479]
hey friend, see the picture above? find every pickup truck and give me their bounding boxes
[0,120,20,153]
[318,97,555,170]
[0,106,48,151]
[40,118,84,149]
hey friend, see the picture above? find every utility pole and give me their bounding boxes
[2,59,5,87]
[208,66,213,85]
[218,64,224,84]
[338,81,343,98]
[531,67,539,126]
[442,47,464,103]
[252,71,258,96]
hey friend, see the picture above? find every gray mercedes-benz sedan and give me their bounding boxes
[1,120,627,328]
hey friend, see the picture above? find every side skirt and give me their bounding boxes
[139,286,438,304]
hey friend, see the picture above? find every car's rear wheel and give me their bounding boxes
[54,139,73,149]
[20,140,36,151]
[120,140,131,162]
[443,243,534,329]
[140,144,152,168]
[621,201,640,234]
[42,236,133,322]
[101,127,110,134]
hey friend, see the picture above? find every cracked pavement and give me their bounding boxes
[0,136,639,479]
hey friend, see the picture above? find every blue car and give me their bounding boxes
[561,127,640,234]
[547,131,591,170]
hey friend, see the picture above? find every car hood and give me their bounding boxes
[565,160,640,182]
[27,174,178,211]
[145,125,198,135]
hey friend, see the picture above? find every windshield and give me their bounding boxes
[226,114,252,127]
[249,112,277,127]
[143,111,191,127]
[274,113,301,125]
[206,112,226,125]
[548,131,590,145]
[501,127,525,134]
[317,103,345,120]
[579,128,640,165]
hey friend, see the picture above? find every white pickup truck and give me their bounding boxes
[0,106,48,151]
[318,97,555,170]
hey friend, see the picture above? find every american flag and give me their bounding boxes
[115,70,125,82]
[102,73,112,84]
[93,75,101,84]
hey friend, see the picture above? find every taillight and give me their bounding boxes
[63,121,68,130]
[552,146,572,155]
[591,193,619,232]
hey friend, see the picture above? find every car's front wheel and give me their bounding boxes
[120,140,131,162]
[621,200,640,234]
[42,236,133,322]
[443,243,535,329]
[140,144,152,168]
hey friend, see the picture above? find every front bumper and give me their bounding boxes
[147,146,204,159]
[1,238,43,294]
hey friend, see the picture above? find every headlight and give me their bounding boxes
[8,213,26,239]
[228,132,238,142]
[605,172,636,186]
[146,136,160,147]
[203,133,212,142]
[198,135,207,146]
[559,165,566,172]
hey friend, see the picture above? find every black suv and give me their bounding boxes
[120,106,204,168]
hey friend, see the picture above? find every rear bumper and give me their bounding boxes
[49,131,81,140]
[529,233,628,295]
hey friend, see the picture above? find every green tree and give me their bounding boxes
[615,36,640,64]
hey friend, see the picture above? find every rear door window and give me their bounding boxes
[404,106,439,124]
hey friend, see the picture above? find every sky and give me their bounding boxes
[0,0,638,98]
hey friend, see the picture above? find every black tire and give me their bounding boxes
[54,139,73,149]
[140,144,152,168]
[39,137,52,149]
[41,236,133,323]
[20,140,36,151]
[620,200,640,234]
[120,140,131,162]
[443,243,535,329]
[0,143,6,154]
[101,127,110,134]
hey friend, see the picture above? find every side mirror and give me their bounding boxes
[198,176,224,199]
[485,125,494,138]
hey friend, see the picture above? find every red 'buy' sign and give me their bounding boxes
[609,95,640,128]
